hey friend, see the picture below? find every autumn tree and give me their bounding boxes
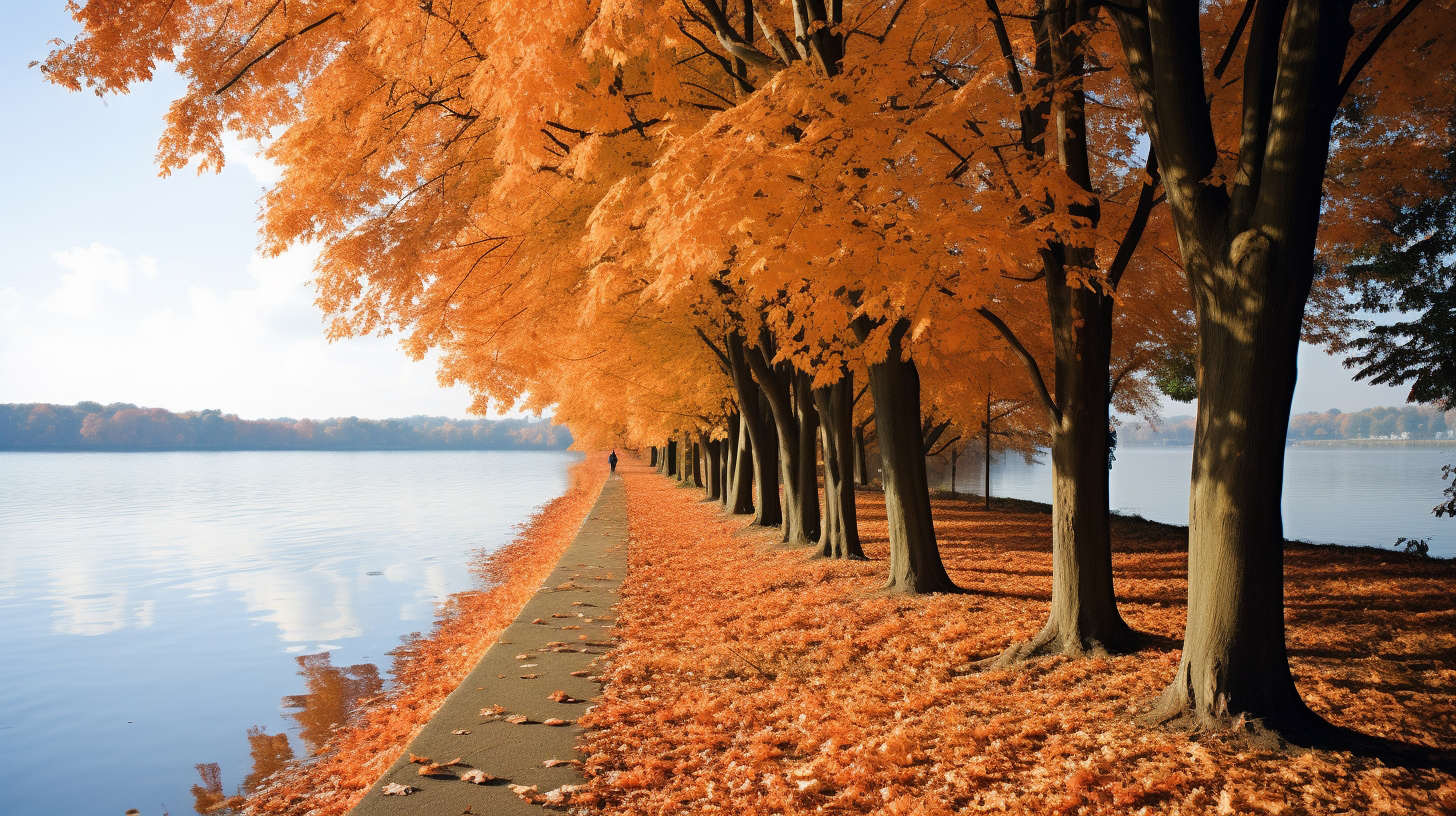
[1102,0,1456,732]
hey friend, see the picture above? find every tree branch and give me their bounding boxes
[214,12,341,95]
[977,306,1060,424]
[1335,0,1426,104]
[1107,147,1161,291]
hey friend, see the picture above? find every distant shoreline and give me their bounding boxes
[1118,439,1456,448]
[0,445,572,453]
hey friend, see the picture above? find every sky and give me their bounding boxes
[0,6,1416,422]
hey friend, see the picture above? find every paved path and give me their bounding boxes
[348,475,626,815]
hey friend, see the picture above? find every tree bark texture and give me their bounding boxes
[703,434,722,501]
[987,0,1137,661]
[854,317,959,593]
[689,435,703,487]
[748,342,819,547]
[728,332,782,526]
[666,439,678,477]
[1110,0,1357,731]
[854,422,872,486]
[814,374,864,559]
[726,411,755,513]
[650,446,658,468]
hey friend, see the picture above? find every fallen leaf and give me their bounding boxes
[514,653,531,660]
[541,784,586,805]
[552,613,573,618]
[460,769,495,785]
[569,670,590,677]
[532,618,546,624]
[544,718,570,726]
[520,673,540,679]
[480,704,506,717]
[561,625,582,630]
[543,758,582,767]
[505,714,531,724]
[382,782,414,796]
[509,783,539,800]
[408,753,431,764]
[548,690,581,703]
[545,641,567,648]
[418,757,462,777]
[451,729,471,735]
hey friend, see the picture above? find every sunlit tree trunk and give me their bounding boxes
[703,434,721,501]
[748,344,819,547]
[814,374,864,559]
[728,332,781,526]
[854,317,959,593]
[725,411,754,513]
[1109,0,1360,732]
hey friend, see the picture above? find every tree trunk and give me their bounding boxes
[691,438,703,488]
[814,374,864,559]
[1002,259,1138,661]
[728,332,781,526]
[983,399,992,511]
[949,447,958,496]
[748,347,799,541]
[854,422,872,486]
[650,446,658,468]
[680,432,693,485]
[1153,268,1313,728]
[854,317,959,593]
[666,439,677,477]
[793,369,822,545]
[703,434,721,501]
[1107,0,1358,733]
[727,410,755,514]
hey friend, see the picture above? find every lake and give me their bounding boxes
[0,450,581,816]
[949,443,1455,559]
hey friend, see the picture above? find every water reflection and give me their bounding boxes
[189,651,380,814]
[284,653,383,753]
[0,450,580,816]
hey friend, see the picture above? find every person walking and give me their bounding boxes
[608,450,618,474]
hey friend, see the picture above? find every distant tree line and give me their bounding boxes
[0,403,571,451]
[1120,405,1455,446]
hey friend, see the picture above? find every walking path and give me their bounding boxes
[348,474,626,815]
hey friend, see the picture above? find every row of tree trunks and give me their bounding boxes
[813,372,864,559]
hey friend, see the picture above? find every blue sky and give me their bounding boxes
[0,4,1414,420]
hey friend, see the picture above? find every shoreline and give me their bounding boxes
[241,457,609,816]
[925,487,1455,561]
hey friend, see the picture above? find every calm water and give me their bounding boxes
[953,444,1455,559]
[0,450,580,816]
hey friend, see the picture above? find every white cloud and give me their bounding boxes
[41,243,156,316]
[222,133,284,186]
[1,241,482,419]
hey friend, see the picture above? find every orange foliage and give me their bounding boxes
[239,456,606,816]
[575,463,1456,814]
